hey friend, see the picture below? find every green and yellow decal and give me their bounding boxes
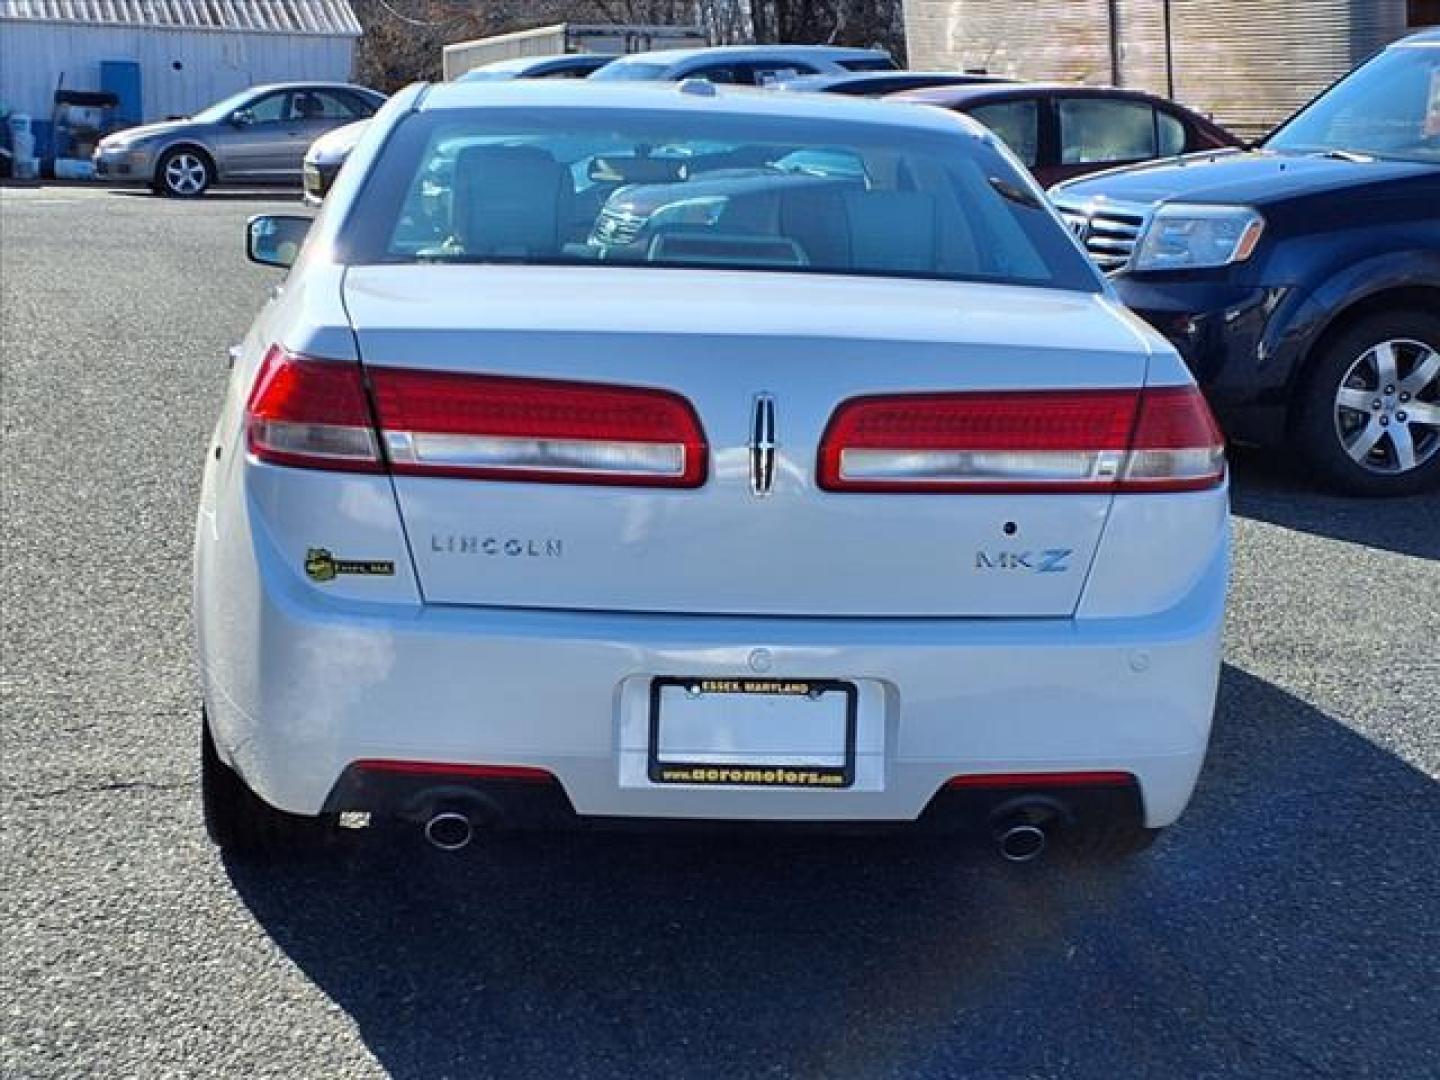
[304,548,395,583]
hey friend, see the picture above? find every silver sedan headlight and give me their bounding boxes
[1132,204,1265,272]
[100,136,142,155]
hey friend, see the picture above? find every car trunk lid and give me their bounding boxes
[344,266,1152,617]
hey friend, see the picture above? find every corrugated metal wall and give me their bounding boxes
[1168,0,1407,140]
[905,0,1114,83]
[904,0,1415,139]
[1115,0,1169,95]
[0,24,355,121]
[0,0,362,36]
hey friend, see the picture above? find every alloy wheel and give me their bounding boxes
[1333,337,1440,475]
[164,152,208,196]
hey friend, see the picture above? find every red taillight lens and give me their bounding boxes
[818,390,1137,493]
[817,386,1224,494]
[368,368,707,487]
[1117,385,1227,492]
[244,346,383,472]
[244,351,708,487]
[946,771,1135,789]
[353,759,555,783]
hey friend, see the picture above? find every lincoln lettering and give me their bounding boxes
[431,534,563,558]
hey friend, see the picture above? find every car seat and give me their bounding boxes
[451,145,570,257]
[779,186,852,268]
[842,190,938,274]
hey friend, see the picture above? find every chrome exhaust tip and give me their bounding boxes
[424,811,474,852]
[996,823,1047,863]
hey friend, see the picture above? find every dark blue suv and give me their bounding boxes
[1054,29,1440,495]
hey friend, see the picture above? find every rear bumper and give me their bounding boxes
[322,764,1149,839]
[198,535,1226,830]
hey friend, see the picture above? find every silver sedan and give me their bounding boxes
[93,82,385,197]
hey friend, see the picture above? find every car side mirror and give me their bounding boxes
[246,214,311,268]
[230,109,254,127]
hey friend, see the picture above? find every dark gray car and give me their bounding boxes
[93,82,385,197]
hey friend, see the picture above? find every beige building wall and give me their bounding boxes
[906,0,1114,84]
[904,0,1415,140]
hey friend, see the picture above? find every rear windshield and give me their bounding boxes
[338,107,1101,292]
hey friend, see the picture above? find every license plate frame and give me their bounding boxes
[648,677,858,789]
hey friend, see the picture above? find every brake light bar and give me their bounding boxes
[245,346,383,473]
[817,386,1223,494]
[369,368,708,487]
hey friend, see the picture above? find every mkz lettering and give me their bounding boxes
[975,548,1074,573]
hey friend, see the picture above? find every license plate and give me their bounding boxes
[648,677,857,788]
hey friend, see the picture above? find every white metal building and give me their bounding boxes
[0,0,362,124]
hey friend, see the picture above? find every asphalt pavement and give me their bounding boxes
[2,185,1438,1079]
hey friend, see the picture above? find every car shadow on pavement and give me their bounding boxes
[109,189,299,202]
[1228,447,1440,560]
[225,665,1439,1079]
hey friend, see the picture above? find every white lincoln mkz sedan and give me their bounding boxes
[195,80,1228,862]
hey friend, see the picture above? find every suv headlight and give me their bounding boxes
[1132,204,1265,271]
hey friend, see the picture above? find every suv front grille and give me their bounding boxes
[593,207,646,247]
[1055,200,1150,273]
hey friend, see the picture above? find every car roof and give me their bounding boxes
[781,71,1009,91]
[599,44,891,69]
[244,81,377,95]
[892,82,1189,108]
[417,78,981,137]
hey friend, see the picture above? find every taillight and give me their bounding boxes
[369,368,707,487]
[817,386,1223,493]
[1117,386,1227,492]
[244,350,708,487]
[245,346,383,472]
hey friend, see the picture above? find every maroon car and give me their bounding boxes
[890,83,1240,188]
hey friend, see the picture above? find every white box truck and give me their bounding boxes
[443,23,708,81]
